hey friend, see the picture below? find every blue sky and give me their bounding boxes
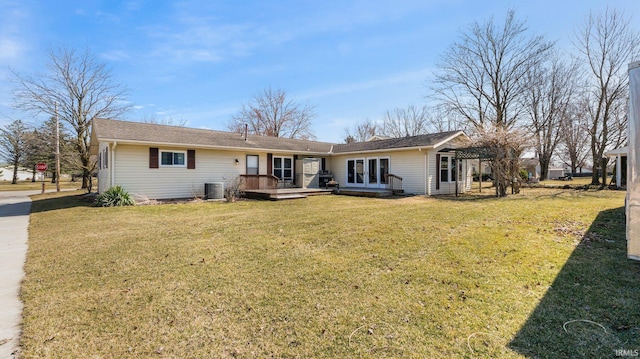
[1,0,639,143]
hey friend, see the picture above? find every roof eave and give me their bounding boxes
[333,145,435,156]
[431,131,470,149]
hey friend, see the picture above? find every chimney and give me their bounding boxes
[244,124,248,141]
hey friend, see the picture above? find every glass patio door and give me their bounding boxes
[347,159,365,185]
[365,157,389,188]
[367,158,378,187]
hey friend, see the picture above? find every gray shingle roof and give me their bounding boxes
[92,118,334,153]
[332,131,465,153]
[92,118,467,154]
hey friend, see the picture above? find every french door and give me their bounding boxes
[347,159,365,185]
[347,157,389,188]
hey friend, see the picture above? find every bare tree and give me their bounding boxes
[0,120,29,184]
[228,86,316,140]
[141,114,188,127]
[381,105,431,137]
[522,53,578,180]
[557,100,591,174]
[575,8,640,185]
[424,105,466,133]
[343,119,378,143]
[475,126,527,197]
[12,46,130,190]
[431,10,553,133]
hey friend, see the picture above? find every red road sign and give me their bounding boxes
[36,163,48,172]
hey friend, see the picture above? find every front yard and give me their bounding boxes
[20,189,638,358]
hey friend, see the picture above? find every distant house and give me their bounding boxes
[606,146,628,188]
[90,119,473,199]
[520,158,540,180]
[547,167,566,180]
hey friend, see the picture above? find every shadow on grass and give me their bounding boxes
[30,193,96,214]
[433,187,611,202]
[508,206,640,357]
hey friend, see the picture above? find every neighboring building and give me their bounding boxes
[90,118,473,199]
[605,146,628,188]
[520,158,540,180]
[547,167,566,180]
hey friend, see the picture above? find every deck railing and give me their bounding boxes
[385,174,403,194]
[239,174,280,190]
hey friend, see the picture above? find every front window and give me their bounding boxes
[246,155,259,175]
[273,156,293,180]
[440,156,449,182]
[160,150,186,166]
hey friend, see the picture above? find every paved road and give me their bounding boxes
[0,190,45,359]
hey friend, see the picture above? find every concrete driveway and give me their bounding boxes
[0,190,41,359]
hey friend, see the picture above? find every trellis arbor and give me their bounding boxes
[441,146,520,197]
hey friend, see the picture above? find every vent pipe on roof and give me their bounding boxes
[244,123,248,141]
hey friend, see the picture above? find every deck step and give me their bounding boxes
[270,193,308,200]
[336,189,393,197]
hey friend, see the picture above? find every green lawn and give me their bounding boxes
[20,188,638,358]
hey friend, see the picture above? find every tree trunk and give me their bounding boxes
[82,170,90,190]
[11,160,18,184]
[539,156,550,181]
[600,157,608,188]
[590,143,600,185]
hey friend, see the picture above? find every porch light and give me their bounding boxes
[235,159,240,165]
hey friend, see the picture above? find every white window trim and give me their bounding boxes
[272,156,294,180]
[159,149,187,167]
[346,157,365,185]
[246,154,259,175]
[439,155,464,184]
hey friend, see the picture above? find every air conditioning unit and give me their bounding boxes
[204,182,224,200]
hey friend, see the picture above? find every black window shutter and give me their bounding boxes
[150,148,159,168]
[436,154,440,190]
[267,153,273,175]
[187,150,196,169]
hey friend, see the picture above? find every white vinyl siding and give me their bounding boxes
[330,150,427,195]
[112,144,246,199]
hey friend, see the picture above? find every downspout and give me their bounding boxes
[111,141,117,189]
[423,148,430,196]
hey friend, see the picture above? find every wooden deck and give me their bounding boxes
[243,188,334,200]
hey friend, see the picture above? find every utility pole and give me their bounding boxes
[55,103,61,192]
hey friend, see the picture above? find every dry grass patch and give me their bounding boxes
[20,188,639,358]
[0,179,82,191]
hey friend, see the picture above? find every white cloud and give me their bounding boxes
[100,50,129,61]
[0,38,23,60]
[0,2,29,63]
[299,67,435,100]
